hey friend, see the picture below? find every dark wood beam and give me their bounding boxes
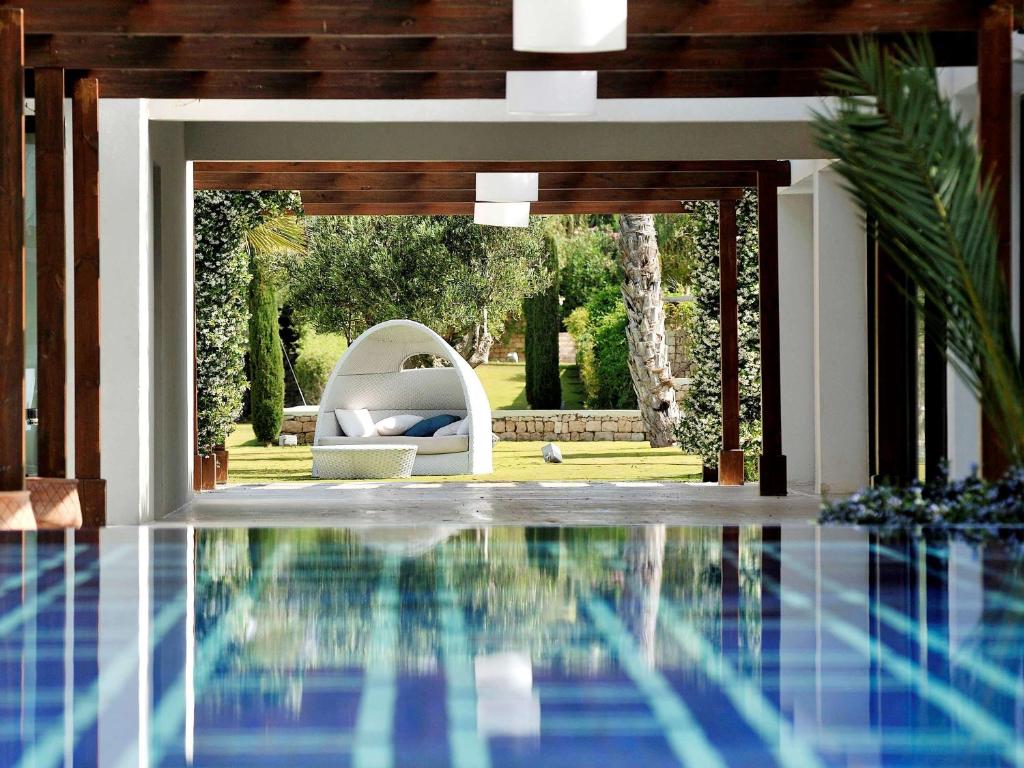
[978,1,1012,479]
[300,187,744,205]
[9,1,986,36]
[756,176,786,496]
[196,160,790,179]
[195,170,761,191]
[31,68,831,99]
[72,77,105,526]
[301,200,712,216]
[719,198,744,486]
[24,32,977,72]
[34,66,67,479]
[0,7,24,492]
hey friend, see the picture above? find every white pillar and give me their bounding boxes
[99,100,154,524]
[778,189,816,486]
[812,166,870,495]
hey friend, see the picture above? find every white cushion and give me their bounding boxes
[374,414,424,436]
[457,419,470,436]
[433,418,465,437]
[317,435,469,455]
[335,408,378,438]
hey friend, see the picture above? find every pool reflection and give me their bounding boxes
[1,525,1023,767]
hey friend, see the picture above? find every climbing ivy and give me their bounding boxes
[674,190,762,475]
[193,190,298,452]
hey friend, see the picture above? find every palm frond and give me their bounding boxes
[245,214,306,261]
[812,36,1023,461]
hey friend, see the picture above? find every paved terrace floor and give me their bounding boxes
[155,481,822,527]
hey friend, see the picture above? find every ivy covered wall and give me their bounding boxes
[675,190,762,474]
[193,190,298,452]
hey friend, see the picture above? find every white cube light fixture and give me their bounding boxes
[474,202,531,228]
[476,173,539,203]
[513,0,627,53]
[506,71,598,116]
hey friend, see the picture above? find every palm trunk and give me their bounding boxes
[617,214,679,447]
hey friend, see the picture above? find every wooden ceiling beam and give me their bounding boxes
[194,160,789,175]
[31,68,831,99]
[194,170,760,191]
[7,1,987,36]
[300,198,741,216]
[300,187,745,204]
[24,32,976,72]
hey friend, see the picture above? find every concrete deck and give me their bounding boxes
[155,481,822,528]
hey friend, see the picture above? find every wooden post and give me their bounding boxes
[718,199,744,485]
[977,1,1012,479]
[872,244,918,485]
[721,526,740,654]
[73,78,105,526]
[35,67,67,479]
[756,177,787,495]
[0,8,25,492]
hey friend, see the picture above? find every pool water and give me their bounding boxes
[1,525,1023,767]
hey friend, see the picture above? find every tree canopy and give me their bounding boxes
[287,215,551,357]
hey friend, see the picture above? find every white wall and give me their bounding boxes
[778,190,816,486]
[99,100,154,524]
[149,122,194,516]
[813,167,870,495]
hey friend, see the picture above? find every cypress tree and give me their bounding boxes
[525,234,562,408]
[248,257,285,444]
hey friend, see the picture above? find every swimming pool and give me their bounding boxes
[1,525,1022,767]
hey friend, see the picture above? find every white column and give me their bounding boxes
[99,99,154,524]
[778,189,816,487]
[812,166,870,495]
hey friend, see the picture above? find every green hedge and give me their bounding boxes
[565,286,634,409]
[524,233,561,408]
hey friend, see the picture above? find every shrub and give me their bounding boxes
[564,287,635,409]
[524,233,561,408]
[248,257,284,443]
[556,226,620,320]
[820,465,1024,536]
[674,191,762,477]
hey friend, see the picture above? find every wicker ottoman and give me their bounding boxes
[312,444,419,480]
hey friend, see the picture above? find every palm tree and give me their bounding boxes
[813,37,1024,467]
[618,214,679,447]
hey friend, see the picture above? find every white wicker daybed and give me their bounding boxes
[313,319,493,476]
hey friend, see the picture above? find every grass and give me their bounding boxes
[226,423,700,485]
[299,329,347,360]
[474,363,585,410]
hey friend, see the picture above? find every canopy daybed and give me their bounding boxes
[313,319,493,476]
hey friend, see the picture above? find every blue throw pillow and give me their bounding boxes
[403,414,459,437]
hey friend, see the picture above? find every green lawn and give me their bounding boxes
[226,423,700,485]
[475,363,585,410]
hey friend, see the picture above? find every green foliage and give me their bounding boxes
[287,216,549,350]
[813,37,1024,463]
[551,223,620,319]
[278,306,302,407]
[293,331,345,405]
[194,190,299,452]
[524,233,562,408]
[653,214,699,292]
[565,286,635,408]
[248,257,284,444]
[674,192,762,474]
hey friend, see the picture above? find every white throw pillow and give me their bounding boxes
[374,414,424,436]
[433,418,465,437]
[335,408,378,438]
[457,419,470,436]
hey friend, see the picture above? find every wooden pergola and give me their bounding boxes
[0,0,1017,523]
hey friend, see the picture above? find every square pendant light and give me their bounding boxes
[474,202,531,228]
[506,71,597,116]
[513,0,627,53]
[476,173,540,203]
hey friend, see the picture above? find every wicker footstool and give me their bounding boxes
[312,444,419,480]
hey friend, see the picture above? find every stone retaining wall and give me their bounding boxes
[279,407,647,444]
